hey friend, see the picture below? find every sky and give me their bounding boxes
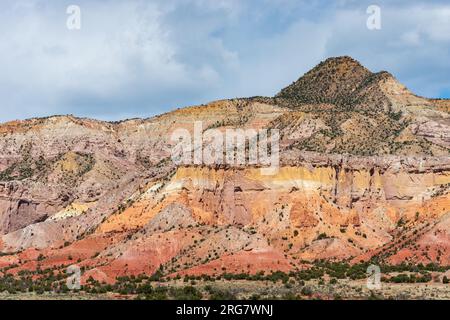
[0,0,449,122]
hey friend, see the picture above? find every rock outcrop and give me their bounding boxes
[0,57,448,280]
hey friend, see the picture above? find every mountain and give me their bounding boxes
[0,57,448,288]
[277,56,373,106]
[274,57,448,156]
[276,56,432,113]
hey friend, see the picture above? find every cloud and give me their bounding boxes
[0,1,214,120]
[0,0,448,122]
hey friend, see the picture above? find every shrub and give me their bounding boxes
[300,286,313,296]
[317,233,328,240]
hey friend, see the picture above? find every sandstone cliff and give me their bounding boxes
[0,57,448,281]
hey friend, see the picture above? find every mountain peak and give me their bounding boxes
[276,56,373,107]
[318,55,367,70]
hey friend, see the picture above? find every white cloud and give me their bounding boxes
[0,0,449,122]
[399,31,421,46]
[0,0,228,120]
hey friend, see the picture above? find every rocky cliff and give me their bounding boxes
[0,57,448,282]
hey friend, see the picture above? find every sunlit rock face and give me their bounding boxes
[0,57,448,280]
